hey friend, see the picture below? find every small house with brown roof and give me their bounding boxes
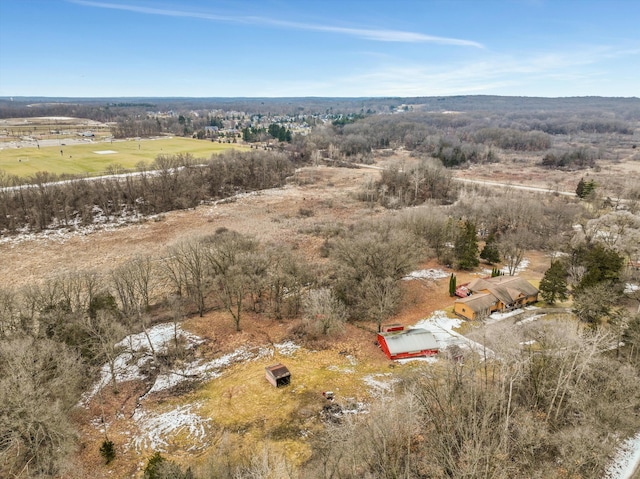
[453,276,538,320]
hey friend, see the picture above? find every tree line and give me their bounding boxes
[0,150,294,234]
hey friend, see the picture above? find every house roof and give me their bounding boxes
[379,328,439,355]
[467,276,538,305]
[456,292,496,312]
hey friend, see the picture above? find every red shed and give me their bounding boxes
[377,328,439,360]
[265,363,291,387]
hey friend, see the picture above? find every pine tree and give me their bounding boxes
[539,260,568,304]
[454,221,479,270]
[449,273,457,296]
[100,439,116,464]
[576,177,596,199]
[576,177,586,198]
[480,234,500,264]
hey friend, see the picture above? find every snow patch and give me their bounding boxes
[363,373,400,397]
[129,403,212,453]
[80,322,204,406]
[625,283,639,294]
[396,356,439,364]
[275,341,301,356]
[605,431,640,479]
[403,268,449,281]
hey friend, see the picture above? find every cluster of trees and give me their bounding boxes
[242,124,293,143]
[576,177,597,198]
[358,157,455,208]
[473,127,552,151]
[0,150,294,233]
[541,148,599,169]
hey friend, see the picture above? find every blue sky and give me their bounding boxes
[0,0,638,98]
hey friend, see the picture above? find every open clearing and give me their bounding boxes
[0,137,247,178]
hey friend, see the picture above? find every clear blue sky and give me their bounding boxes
[0,0,638,98]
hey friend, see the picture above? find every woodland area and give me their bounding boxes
[1,96,640,479]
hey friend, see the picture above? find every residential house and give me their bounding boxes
[454,276,539,320]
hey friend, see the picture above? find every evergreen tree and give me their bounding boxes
[454,221,479,270]
[539,260,568,304]
[449,273,457,296]
[576,177,596,199]
[480,234,500,264]
[576,177,586,198]
[575,244,625,291]
[100,439,116,465]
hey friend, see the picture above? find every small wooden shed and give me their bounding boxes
[265,363,291,388]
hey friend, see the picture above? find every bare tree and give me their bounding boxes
[303,288,348,336]
[500,229,536,275]
[0,338,84,478]
[164,238,210,317]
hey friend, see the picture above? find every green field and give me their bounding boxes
[0,137,248,178]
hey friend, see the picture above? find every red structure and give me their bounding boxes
[377,328,439,360]
[381,323,405,333]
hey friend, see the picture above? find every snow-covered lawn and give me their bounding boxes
[84,321,305,454]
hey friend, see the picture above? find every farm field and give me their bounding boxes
[0,137,247,179]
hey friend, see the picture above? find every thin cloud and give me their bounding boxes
[68,0,483,47]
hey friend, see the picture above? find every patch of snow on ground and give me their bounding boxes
[81,322,204,405]
[402,268,449,281]
[396,356,439,364]
[500,258,529,274]
[484,308,525,324]
[515,314,545,326]
[413,310,494,358]
[363,373,400,398]
[605,431,640,479]
[625,283,639,294]
[130,403,212,453]
[275,341,301,356]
